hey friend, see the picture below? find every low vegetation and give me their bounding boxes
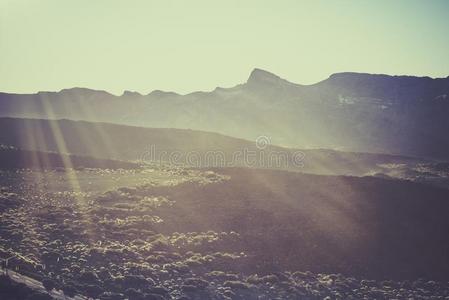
[1,166,449,299]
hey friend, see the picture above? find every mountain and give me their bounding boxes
[1,70,449,159]
[0,117,427,177]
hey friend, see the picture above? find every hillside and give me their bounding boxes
[1,69,449,159]
[0,117,428,178]
[0,146,138,170]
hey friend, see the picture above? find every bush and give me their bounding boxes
[148,286,169,296]
[41,278,56,292]
[82,284,104,299]
[79,271,100,284]
[184,278,209,289]
[260,274,279,284]
[123,274,152,289]
[246,275,262,285]
[223,281,250,289]
[98,291,126,300]
[181,284,199,293]
[25,292,53,300]
[124,288,145,300]
[143,293,165,300]
[62,285,77,298]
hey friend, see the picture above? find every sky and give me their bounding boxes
[1,0,448,95]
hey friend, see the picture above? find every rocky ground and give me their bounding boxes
[1,167,449,299]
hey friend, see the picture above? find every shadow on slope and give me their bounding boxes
[0,146,138,170]
[0,118,427,178]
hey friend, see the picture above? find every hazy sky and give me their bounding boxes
[1,0,448,95]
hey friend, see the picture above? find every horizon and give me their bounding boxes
[1,0,449,95]
[2,67,449,96]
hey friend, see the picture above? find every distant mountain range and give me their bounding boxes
[1,69,448,159]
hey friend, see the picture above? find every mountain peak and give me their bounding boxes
[57,87,113,97]
[122,90,142,97]
[148,90,179,97]
[327,72,438,82]
[247,68,281,85]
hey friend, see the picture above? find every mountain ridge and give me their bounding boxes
[2,68,448,96]
[1,69,449,159]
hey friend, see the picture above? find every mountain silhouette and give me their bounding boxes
[1,69,448,159]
